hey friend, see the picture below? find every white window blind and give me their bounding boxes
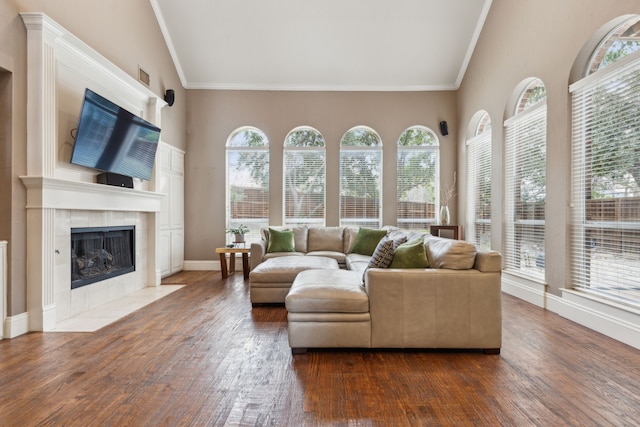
[340,127,382,229]
[396,127,439,230]
[466,129,492,251]
[226,127,269,243]
[570,52,640,305]
[504,102,547,279]
[283,128,326,227]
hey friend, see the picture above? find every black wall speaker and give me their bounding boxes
[97,172,134,189]
[439,121,449,136]
[164,89,175,107]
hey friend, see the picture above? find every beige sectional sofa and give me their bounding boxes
[249,225,502,354]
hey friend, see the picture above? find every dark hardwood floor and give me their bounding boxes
[2,270,640,426]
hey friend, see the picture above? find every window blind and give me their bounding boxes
[503,102,547,279]
[226,129,269,243]
[340,128,382,228]
[396,142,438,230]
[284,148,326,227]
[570,52,640,304]
[466,130,492,251]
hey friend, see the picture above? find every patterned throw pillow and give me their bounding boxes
[366,237,395,269]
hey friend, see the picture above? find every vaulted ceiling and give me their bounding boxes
[151,0,492,91]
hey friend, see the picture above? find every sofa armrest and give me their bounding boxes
[365,268,502,349]
[250,241,267,270]
[473,251,502,272]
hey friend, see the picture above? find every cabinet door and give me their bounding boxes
[158,171,171,228]
[170,174,184,228]
[170,230,184,273]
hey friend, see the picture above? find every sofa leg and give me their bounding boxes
[291,347,308,355]
[483,348,500,355]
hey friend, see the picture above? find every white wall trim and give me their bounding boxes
[4,313,30,339]
[184,260,219,271]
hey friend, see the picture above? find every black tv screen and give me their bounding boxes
[70,88,161,181]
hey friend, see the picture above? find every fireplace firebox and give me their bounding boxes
[71,226,135,289]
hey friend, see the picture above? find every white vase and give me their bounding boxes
[234,233,245,243]
[440,206,450,225]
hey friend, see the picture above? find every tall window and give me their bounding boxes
[571,16,640,305]
[283,127,326,227]
[504,79,547,280]
[340,126,382,228]
[466,112,492,251]
[226,127,269,243]
[396,126,439,230]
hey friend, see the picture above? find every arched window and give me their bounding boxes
[466,112,492,251]
[396,126,439,230]
[587,16,640,74]
[226,127,269,243]
[283,127,326,227]
[570,15,640,304]
[504,78,547,280]
[339,126,382,228]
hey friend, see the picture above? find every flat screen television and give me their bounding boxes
[70,88,161,181]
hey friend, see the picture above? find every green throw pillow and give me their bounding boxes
[389,238,429,269]
[267,228,295,253]
[350,227,388,256]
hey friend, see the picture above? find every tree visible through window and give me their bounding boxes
[340,127,382,228]
[226,127,269,243]
[283,127,326,227]
[396,126,439,230]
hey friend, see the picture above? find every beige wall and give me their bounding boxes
[0,0,185,317]
[456,0,640,296]
[185,90,457,260]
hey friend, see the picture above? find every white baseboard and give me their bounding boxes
[502,278,640,350]
[4,312,29,339]
[183,260,219,271]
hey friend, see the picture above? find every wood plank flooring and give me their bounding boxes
[2,270,640,426]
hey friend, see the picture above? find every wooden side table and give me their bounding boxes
[430,225,463,240]
[215,247,250,279]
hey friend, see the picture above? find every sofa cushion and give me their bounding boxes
[306,251,347,266]
[343,227,359,254]
[307,227,344,253]
[425,236,476,270]
[350,227,388,256]
[345,253,370,274]
[286,270,369,313]
[250,255,339,284]
[389,238,429,269]
[267,228,295,253]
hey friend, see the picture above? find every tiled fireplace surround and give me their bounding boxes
[20,13,165,331]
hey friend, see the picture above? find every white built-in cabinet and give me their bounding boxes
[158,143,185,277]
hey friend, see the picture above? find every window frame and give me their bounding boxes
[466,113,492,251]
[396,125,439,230]
[503,80,547,281]
[225,126,269,243]
[339,126,383,229]
[283,126,327,228]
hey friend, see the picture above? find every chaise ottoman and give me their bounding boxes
[285,269,370,353]
[249,255,339,305]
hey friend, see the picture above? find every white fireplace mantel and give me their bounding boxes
[20,176,164,212]
[20,13,167,332]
